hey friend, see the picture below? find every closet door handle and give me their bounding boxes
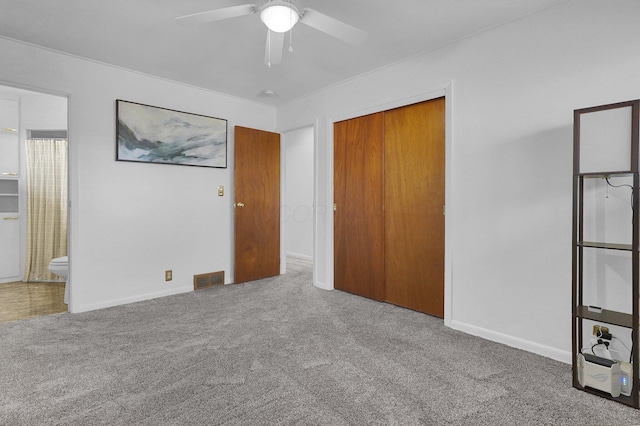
[3,217,19,220]
[235,202,245,208]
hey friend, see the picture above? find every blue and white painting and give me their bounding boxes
[116,100,227,168]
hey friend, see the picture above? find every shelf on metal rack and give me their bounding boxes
[577,171,635,178]
[575,305,633,328]
[579,241,634,251]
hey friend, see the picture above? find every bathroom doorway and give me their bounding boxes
[283,126,314,266]
[0,84,68,323]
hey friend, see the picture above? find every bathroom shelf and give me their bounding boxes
[0,179,19,213]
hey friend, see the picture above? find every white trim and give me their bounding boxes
[324,82,454,326]
[0,36,275,109]
[70,286,192,314]
[323,115,334,292]
[0,81,72,311]
[313,117,332,291]
[280,133,287,275]
[443,82,454,328]
[451,319,572,364]
[0,79,70,99]
[331,83,449,122]
[314,277,332,291]
[313,120,320,289]
[286,252,313,261]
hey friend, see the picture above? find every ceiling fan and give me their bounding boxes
[175,0,368,66]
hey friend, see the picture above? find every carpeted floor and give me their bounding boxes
[2,258,640,425]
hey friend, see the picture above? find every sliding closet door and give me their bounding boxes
[384,98,445,317]
[334,113,385,301]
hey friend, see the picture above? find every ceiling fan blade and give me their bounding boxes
[300,8,367,45]
[175,4,257,25]
[264,30,285,66]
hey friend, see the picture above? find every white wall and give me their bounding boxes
[2,0,639,364]
[277,0,640,363]
[0,37,276,313]
[21,93,67,130]
[283,126,314,260]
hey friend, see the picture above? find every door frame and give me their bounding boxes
[280,125,316,275]
[324,82,454,326]
[0,81,71,310]
[234,124,317,281]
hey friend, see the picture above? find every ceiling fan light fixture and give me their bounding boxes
[260,2,299,33]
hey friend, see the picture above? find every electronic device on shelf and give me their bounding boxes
[577,353,621,397]
[620,361,633,396]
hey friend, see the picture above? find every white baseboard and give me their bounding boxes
[450,320,571,364]
[313,280,332,291]
[286,252,312,261]
[70,286,192,314]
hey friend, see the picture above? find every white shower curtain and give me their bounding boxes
[23,138,68,282]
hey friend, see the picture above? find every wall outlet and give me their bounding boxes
[165,270,172,281]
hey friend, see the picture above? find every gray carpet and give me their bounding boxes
[2,258,640,425]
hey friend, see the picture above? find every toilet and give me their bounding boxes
[48,256,69,304]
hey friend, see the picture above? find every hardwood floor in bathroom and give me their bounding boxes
[0,282,67,324]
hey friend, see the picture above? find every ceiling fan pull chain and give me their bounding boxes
[288,8,294,52]
[267,29,272,67]
[289,27,293,52]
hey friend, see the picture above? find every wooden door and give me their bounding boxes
[384,98,445,317]
[333,113,385,301]
[234,126,280,284]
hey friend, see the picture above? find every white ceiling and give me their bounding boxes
[0,0,567,106]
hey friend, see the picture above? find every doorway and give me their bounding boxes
[283,126,314,263]
[0,84,69,322]
[233,125,315,284]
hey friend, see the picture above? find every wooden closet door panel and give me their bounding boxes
[384,98,445,317]
[334,113,385,301]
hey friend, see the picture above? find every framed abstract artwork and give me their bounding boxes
[116,100,227,168]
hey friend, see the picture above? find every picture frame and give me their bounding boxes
[116,99,227,168]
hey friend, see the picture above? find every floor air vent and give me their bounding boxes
[194,271,225,290]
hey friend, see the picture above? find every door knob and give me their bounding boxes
[235,202,245,208]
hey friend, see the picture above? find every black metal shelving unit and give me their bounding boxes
[572,99,640,408]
